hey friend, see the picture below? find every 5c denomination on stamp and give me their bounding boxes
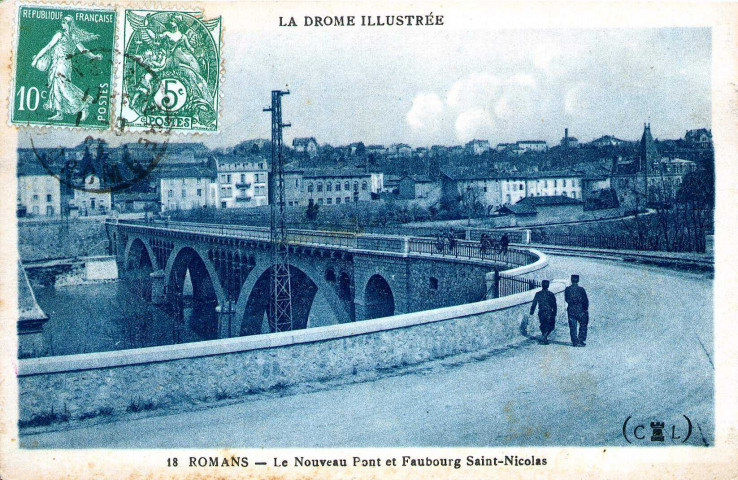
[119,10,222,133]
[11,5,116,129]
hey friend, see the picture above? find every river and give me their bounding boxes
[33,281,214,357]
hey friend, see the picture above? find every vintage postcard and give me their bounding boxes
[0,0,737,479]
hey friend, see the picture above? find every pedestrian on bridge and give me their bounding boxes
[565,274,590,347]
[529,280,557,344]
[500,233,510,254]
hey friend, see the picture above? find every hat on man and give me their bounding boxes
[571,274,580,283]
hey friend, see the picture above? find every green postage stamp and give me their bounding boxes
[120,10,223,132]
[11,5,116,129]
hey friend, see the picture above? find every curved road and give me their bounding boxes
[22,254,713,448]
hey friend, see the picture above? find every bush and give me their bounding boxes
[126,398,156,413]
[18,405,70,428]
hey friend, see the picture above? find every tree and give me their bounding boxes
[460,186,485,224]
[305,199,319,221]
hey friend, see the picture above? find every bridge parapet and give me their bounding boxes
[109,219,538,270]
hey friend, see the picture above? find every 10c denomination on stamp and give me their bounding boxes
[11,5,116,129]
[120,10,222,133]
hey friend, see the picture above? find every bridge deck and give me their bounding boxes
[110,219,537,269]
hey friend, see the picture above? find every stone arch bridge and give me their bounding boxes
[107,220,538,339]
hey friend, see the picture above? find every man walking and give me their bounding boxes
[529,280,557,344]
[500,233,510,253]
[565,274,589,347]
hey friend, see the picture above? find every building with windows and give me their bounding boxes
[440,172,502,209]
[516,140,548,153]
[287,168,381,207]
[17,160,63,217]
[684,128,712,149]
[388,143,413,158]
[465,139,490,155]
[215,155,269,209]
[442,170,584,210]
[292,137,319,158]
[70,174,112,216]
[521,172,583,201]
[160,166,217,212]
[398,175,435,200]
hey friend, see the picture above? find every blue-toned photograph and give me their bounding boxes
[16,26,713,449]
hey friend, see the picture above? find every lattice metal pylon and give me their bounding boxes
[264,90,293,332]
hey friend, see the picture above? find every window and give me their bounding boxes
[353,182,359,192]
[221,201,226,208]
[241,174,245,183]
[181,189,186,198]
[563,179,567,187]
[327,182,332,192]
[429,277,439,290]
[307,183,314,193]
[220,174,226,182]
[327,197,332,204]
[318,198,323,205]
[554,179,558,187]
[345,196,350,203]
[197,189,202,197]
[295,179,299,187]
[46,194,52,202]
[197,177,201,183]
[483,186,488,192]
[362,181,368,191]
[344,181,350,190]
[168,190,173,198]
[336,183,341,191]
[317,183,323,192]
[32,194,38,201]
[336,197,341,204]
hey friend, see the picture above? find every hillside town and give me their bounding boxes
[17,124,711,223]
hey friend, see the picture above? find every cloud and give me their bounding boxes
[406,93,444,132]
[446,73,500,109]
[455,108,495,142]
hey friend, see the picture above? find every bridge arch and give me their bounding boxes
[364,274,395,320]
[164,245,226,340]
[234,256,348,336]
[122,237,158,300]
[123,236,159,272]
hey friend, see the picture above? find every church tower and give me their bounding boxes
[638,123,659,175]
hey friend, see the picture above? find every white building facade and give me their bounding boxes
[18,174,62,217]
[160,167,218,212]
[215,156,269,209]
[71,174,112,216]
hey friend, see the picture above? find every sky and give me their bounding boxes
[19,27,711,149]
